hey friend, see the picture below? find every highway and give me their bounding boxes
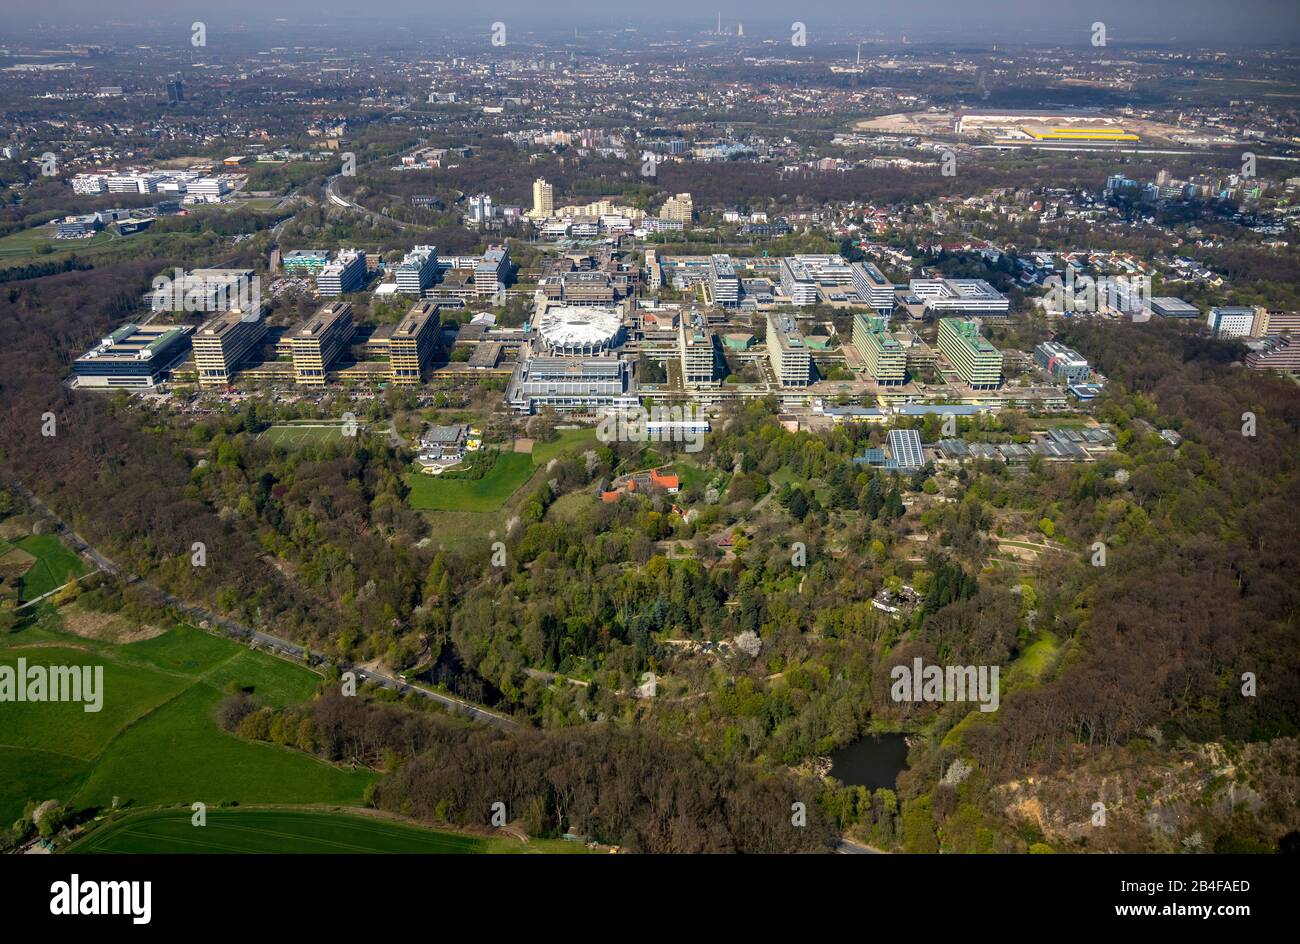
[7,479,517,729]
[320,135,443,231]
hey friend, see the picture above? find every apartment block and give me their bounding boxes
[531,178,554,218]
[660,192,693,223]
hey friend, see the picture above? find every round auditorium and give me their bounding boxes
[535,306,625,356]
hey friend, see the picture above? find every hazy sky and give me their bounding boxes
[7,0,1300,45]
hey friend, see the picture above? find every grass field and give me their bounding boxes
[0,622,372,826]
[0,225,198,272]
[75,809,489,854]
[11,534,87,602]
[406,428,598,516]
[670,460,719,493]
[531,427,598,466]
[406,451,535,512]
[257,425,349,448]
[72,807,588,854]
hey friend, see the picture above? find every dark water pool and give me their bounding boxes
[828,733,909,790]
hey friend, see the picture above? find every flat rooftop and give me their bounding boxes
[294,301,352,338]
[395,300,439,337]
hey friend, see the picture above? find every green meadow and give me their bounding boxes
[9,535,87,602]
[406,452,535,513]
[0,620,373,827]
[74,808,489,854]
[405,427,599,515]
[72,807,588,854]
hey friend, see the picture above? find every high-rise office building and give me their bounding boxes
[166,74,184,105]
[531,178,554,218]
[193,304,267,387]
[395,245,438,296]
[388,300,440,386]
[938,317,1002,389]
[852,312,906,385]
[779,257,819,306]
[851,261,896,313]
[316,249,366,296]
[679,311,720,388]
[290,301,354,385]
[1207,306,1256,338]
[475,245,510,297]
[709,254,740,307]
[766,313,812,387]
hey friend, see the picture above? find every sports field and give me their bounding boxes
[0,623,372,827]
[257,424,350,448]
[75,808,492,854]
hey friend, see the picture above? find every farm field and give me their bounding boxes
[257,424,349,448]
[0,619,372,828]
